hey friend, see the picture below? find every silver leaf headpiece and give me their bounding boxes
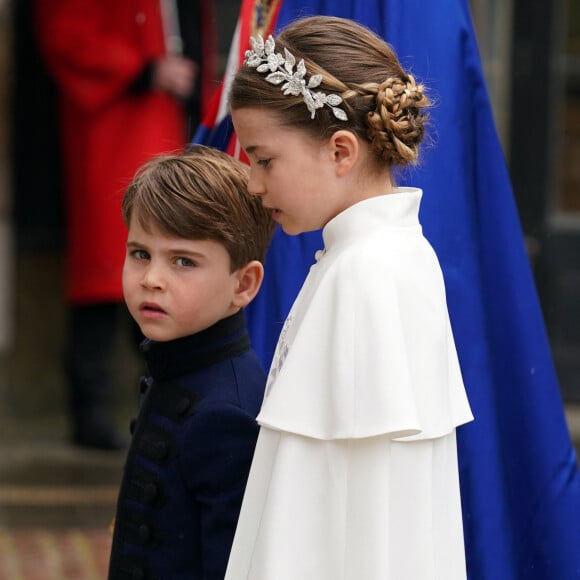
[244,35,348,121]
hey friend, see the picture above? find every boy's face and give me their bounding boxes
[123,215,241,341]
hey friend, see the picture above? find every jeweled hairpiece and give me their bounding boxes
[244,34,348,121]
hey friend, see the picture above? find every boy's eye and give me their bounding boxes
[257,158,271,168]
[131,249,149,260]
[175,257,195,267]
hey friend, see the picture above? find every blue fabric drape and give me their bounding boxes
[197,1,580,577]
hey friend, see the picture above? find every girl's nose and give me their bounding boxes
[247,172,266,196]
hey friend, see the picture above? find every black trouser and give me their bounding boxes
[65,302,141,447]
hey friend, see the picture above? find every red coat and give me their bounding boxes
[35,0,214,304]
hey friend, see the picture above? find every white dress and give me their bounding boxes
[226,189,474,580]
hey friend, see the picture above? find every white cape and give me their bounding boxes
[226,189,473,580]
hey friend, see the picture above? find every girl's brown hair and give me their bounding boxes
[230,15,430,166]
[122,145,275,271]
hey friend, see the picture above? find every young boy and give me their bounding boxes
[107,145,275,579]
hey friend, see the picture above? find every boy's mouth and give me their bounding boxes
[139,302,167,316]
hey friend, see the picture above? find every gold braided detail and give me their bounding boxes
[251,0,281,37]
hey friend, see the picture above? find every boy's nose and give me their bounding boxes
[141,264,165,290]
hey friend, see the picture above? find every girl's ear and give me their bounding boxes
[329,130,360,176]
[232,260,265,309]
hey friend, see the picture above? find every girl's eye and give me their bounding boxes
[175,257,195,267]
[257,158,271,168]
[131,249,149,260]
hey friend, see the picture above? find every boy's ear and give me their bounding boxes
[329,130,359,176]
[232,260,265,309]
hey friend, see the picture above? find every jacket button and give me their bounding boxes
[144,482,158,503]
[139,376,152,394]
[138,523,150,543]
[175,397,191,416]
[154,441,168,460]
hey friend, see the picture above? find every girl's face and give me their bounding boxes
[232,107,347,235]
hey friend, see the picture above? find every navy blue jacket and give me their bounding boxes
[108,311,266,579]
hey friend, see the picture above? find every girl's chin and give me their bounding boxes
[279,218,321,236]
[281,224,307,236]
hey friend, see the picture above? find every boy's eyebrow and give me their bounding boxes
[166,248,207,258]
[126,240,149,249]
[126,240,208,258]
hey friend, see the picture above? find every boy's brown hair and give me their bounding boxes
[122,145,275,271]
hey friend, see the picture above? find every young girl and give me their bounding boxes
[226,15,474,580]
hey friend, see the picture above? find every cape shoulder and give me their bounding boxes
[258,230,473,440]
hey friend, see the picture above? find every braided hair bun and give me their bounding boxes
[367,76,429,165]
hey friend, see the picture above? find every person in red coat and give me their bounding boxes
[35,0,216,449]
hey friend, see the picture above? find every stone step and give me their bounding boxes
[0,529,112,579]
[0,437,124,530]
